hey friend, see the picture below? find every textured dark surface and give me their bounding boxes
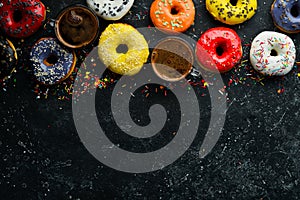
[1,0,300,199]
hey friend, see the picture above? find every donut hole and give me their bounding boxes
[171,7,180,15]
[44,55,59,66]
[13,10,23,23]
[116,44,129,54]
[270,49,278,57]
[216,45,225,56]
[230,0,238,6]
[291,5,299,17]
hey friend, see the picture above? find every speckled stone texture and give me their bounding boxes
[1,0,300,199]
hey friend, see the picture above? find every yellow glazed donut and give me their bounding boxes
[98,23,149,76]
[206,0,257,25]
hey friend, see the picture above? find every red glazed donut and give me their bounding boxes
[195,27,242,73]
[0,0,46,38]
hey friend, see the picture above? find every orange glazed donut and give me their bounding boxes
[150,0,195,33]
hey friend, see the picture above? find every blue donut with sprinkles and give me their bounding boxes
[30,38,76,85]
[271,0,300,33]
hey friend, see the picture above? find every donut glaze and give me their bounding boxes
[0,0,46,38]
[195,27,243,73]
[271,0,300,33]
[250,31,296,76]
[30,38,76,85]
[0,36,17,79]
[87,0,134,20]
[98,23,149,76]
[206,0,257,25]
[150,0,195,33]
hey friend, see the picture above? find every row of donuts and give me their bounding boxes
[87,0,300,34]
[89,0,300,34]
[0,0,299,83]
[0,0,300,38]
[30,24,297,85]
[1,0,300,39]
[98,24,296,79]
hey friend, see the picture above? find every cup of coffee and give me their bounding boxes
[55,5,99,48]
[151,37,194,82]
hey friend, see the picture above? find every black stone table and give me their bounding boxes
[1,0,300,199]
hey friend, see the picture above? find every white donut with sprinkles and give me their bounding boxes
[250,31,296,76]
[87,0,134,20]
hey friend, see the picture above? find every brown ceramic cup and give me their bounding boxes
[151,37,194,82]
[55,5,99,48]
